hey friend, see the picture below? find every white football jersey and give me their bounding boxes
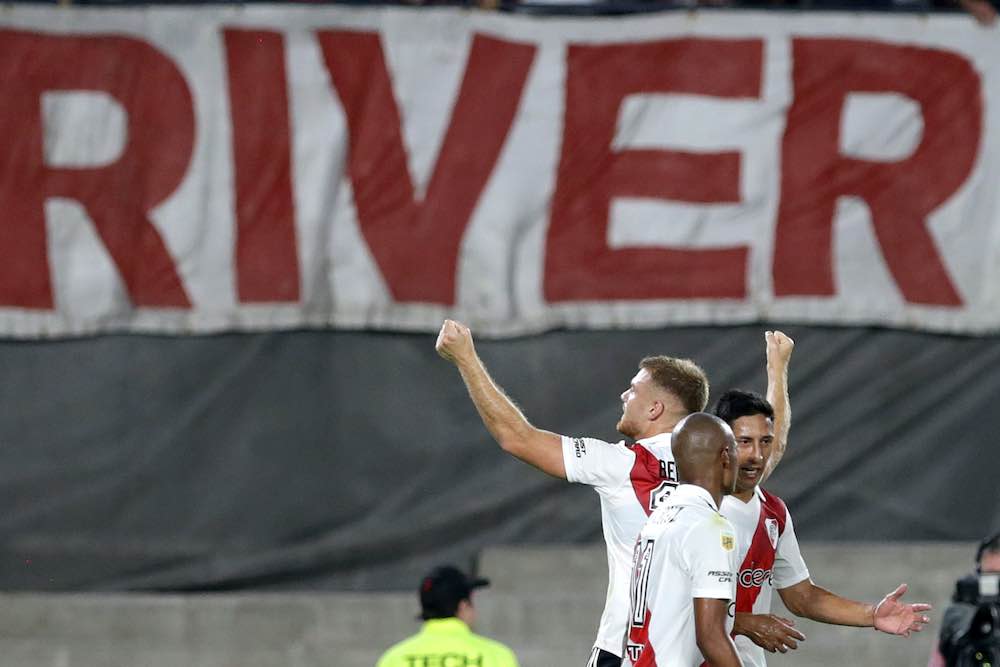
[720,487,810,667]
[561,432,679,657]
[623,484,738,667]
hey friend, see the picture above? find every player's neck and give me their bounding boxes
[684,479,724,509]
[633,426,664,442]
[731,486,757,504]
[637,416,682,441]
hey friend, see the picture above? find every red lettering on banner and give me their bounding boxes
[0,30,193,309]
[224,29,300,303]
[545,39,761,302]
[774,39,981,305]
[317,31,536,304]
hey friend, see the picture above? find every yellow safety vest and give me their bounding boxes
[375,618,520,667]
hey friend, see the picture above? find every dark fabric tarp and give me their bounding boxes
[0,325,997,591]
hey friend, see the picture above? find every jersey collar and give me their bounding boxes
[672,483,721,512]
[636,431,672,447]
[727,485,766,507]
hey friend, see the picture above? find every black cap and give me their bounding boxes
[419,565,490,620]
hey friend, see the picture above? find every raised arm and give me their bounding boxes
[761,330,793,483]
[694,598,744,667]
[958,0,998,25]
[778,580,931,637]
[435,319,567,478]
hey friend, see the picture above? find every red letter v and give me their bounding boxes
[318,31,536,304]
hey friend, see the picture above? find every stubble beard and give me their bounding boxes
[617,417,637,440]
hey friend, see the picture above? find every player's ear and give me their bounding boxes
[648,400,664,421]
[720,445,733,469]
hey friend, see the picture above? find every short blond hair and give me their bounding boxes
[639,356,710,414]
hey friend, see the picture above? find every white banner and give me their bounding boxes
[0,6,997,337]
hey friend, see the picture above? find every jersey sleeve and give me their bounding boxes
[684,515,738,600]
[560,435,632,491]
[773,509,810,589]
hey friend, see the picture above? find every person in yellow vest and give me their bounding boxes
[376,565,520,667]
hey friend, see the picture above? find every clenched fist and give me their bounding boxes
[765,330,794,368]
[436,319,476,365]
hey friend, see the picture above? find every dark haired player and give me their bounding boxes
[715,389,932,667]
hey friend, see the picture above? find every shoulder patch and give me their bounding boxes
[765,517,779,549]
[722,532,735,551]
[759,488,789,534]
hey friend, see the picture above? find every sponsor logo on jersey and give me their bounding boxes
[765,517,779,549]
[708,569,733,583]
[573,438,586,458]
[738,568,774,588]
[721,533,735,551]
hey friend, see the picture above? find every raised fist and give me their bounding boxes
[435,319,476,365]
[765,330,794,368]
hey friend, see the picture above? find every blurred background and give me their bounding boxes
[1,1,998,666]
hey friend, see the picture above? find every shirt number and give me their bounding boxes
[630,539,655,627]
